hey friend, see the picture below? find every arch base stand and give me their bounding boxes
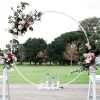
[0,68,10,100]
[87,66,100,100]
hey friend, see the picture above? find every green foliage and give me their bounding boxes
[47,31,86,65]
[80,17,100,34]
[8,2,42,35]
[80,17,100,55]
[6,39,19,55]
[8,2,29,24]
[95,41,100,50]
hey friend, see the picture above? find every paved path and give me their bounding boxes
[0,84,100,100]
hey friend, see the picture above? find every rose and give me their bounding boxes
[91,55,96,60]
[85,58,90,64]
[18,25,23,30]
[7,58,11,61]
[11,23,15,28]
[18,31,22,35]
[13,28,17,32]
[83,53,87,58]
[18,20,26,25]
[8,2,41,35]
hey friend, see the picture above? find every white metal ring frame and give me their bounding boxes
[13,10,90,85]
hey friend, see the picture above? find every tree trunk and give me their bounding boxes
[49,61,52,66]
[29,60,31,65]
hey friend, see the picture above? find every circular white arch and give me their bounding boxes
[14,10,89,85]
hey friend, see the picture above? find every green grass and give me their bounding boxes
[0,65,100,84]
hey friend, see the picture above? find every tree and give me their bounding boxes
[63,42,79,65]
[47,40,66,65]
[36,50,48,65]
[6,39,19,55]
[94,40,100,55]
[17,44,24,65]
[80,17,100,34]
[80,17,100,55]
[47,31,86,65]
[23,38,47,65]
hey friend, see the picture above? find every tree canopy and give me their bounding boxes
[23,38,47,65]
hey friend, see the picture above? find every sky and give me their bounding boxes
[0,0,100,49]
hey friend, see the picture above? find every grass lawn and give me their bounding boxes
[0,64,100,84]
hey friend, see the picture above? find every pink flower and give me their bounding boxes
[18,25,23,30]
[18,20,26,25]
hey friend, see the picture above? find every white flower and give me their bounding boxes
[13,28,17,32]
[83,53,87,58]
[28,11,33,16]
[18,25,23,30]
[13,56,17,62]
[85,59,90,64]
[13,35,18,39]
[11,23,15,28]
[18,31,22,35]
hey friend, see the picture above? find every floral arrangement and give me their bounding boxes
[4,51,14,63]
[2,50,17,69]
[83,52,96,64]
[8,2,42,36]
[79,41,97,72]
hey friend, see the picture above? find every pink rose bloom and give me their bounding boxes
[18,25,23,30]
[18,20,26,25]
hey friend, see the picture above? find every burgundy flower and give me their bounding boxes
[91,55,96,60]
[29,26,33,31]
[24,23,29,28]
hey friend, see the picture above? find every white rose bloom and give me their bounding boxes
[21,20,26,25]
[85,59,90,64]
[13,35,18,39]
[83,53,87,58]
[18,21,22,25]
[18,25,23,30]
[18,31,22,35]
[11,23,15,28]
[13,28,17,32]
